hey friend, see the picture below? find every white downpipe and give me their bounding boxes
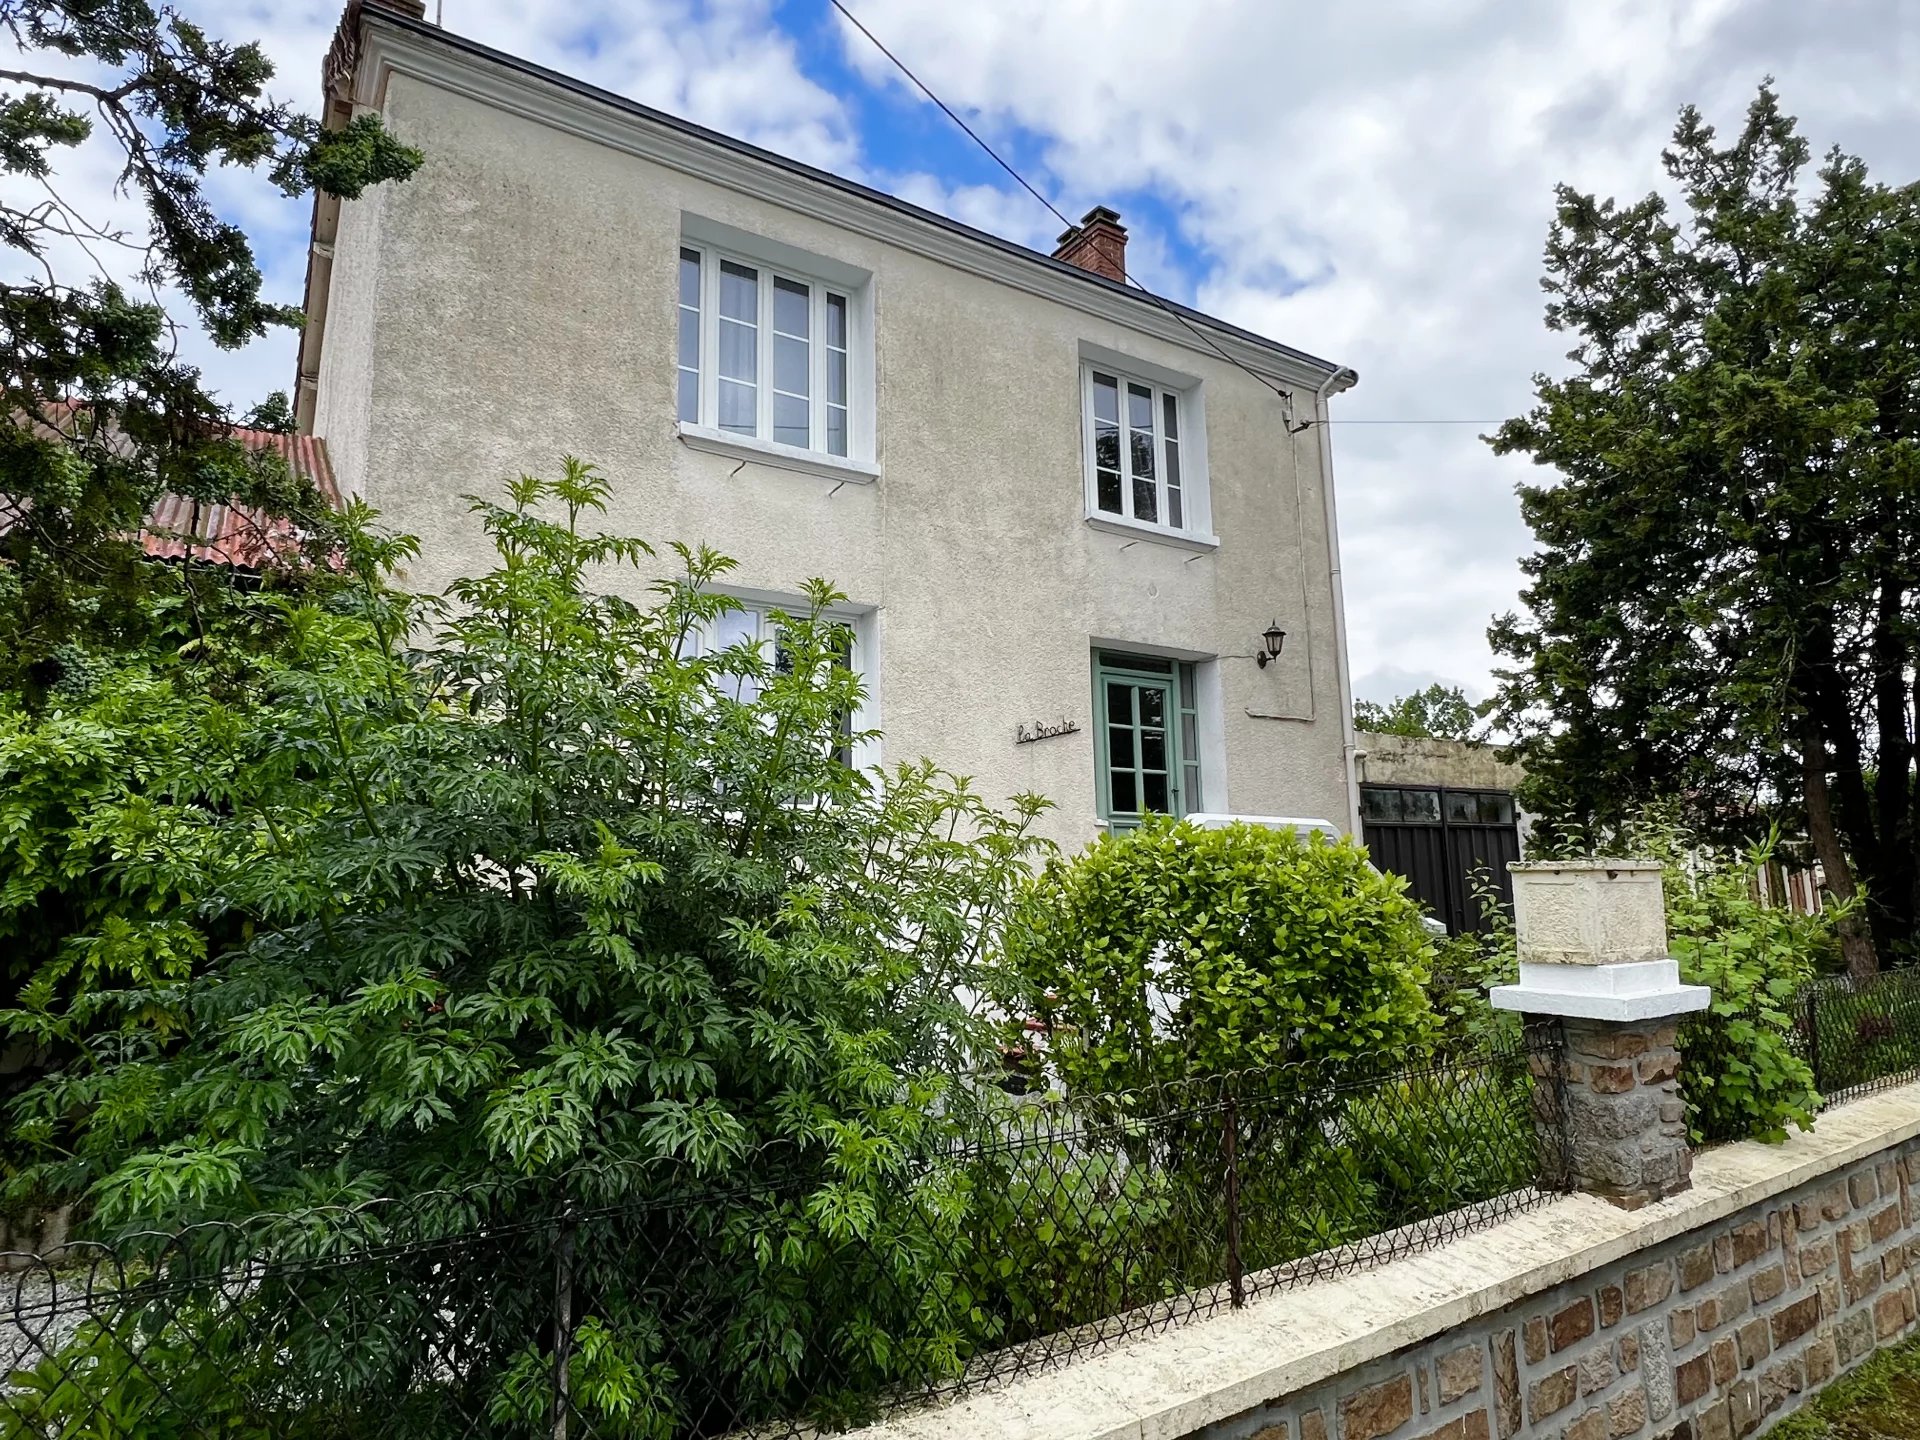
[1313,366,1361,836]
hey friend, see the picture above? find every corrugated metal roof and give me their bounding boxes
[137,428,341,567]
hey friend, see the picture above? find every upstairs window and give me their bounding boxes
[1084,368,1191,531]
[677,244,852,459]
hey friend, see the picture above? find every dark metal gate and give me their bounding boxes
[1359,785,1521,935]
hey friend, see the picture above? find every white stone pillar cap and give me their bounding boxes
[1491,859,1710,1021]
[1491,961,1710,1021]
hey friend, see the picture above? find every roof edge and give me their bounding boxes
[343,5,1351,391]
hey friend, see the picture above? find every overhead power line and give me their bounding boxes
[828,0,1303,409]
[829,1,1515,434]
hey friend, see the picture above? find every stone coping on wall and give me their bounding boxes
[850,1083,1920,1440]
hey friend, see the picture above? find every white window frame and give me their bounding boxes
[677,239,861,466]
[1079,358,1214,547]
[695,597,879,770]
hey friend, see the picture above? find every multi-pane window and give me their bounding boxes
[1094,652,1200,827]
[1085,369,1188,530]
[1360,787,1516,827]
[677,245,852,458]
[702,603,859,765]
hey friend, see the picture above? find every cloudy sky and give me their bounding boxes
[23,0,1920,702]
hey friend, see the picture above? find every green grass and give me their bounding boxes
[1772,1337,1920,1440]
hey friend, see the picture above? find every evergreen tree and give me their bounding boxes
[1491,87,1920,975]
[0,1,420,697]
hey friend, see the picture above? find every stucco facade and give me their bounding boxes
[301,7,1362,852]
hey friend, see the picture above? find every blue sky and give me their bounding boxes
[18,0,1920,703]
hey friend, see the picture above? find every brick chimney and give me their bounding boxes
[1052,206,1128,283]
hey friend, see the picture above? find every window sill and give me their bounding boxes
[678,423,880,485]
[1084,513,1220,554]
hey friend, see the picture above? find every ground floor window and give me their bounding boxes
[1093,651,1200,828]
[703,601,859,765]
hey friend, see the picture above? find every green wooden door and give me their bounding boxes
[1095,654,1196,828]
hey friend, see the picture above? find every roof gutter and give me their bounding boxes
[1312,365,1362,835]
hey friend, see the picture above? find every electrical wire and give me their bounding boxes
[828,1,1528,440]
[828,0,1304,410]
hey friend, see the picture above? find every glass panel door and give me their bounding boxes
[1097,655,1192,829]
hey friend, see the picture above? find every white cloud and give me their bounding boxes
[2,0,855,412]
[828,0,1920,703]
[11,0,1919,706]
[885,171,1059,250]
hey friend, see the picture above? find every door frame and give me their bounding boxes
[1092,651,1192,828]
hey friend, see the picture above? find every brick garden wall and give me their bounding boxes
[1201,1138,1920,1440]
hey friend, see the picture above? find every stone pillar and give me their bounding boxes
[1492,861,1710,1210]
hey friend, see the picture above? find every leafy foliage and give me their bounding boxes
[1488,85,1920,973]
[1009,817,1437,1092]
[4,461,1057,1430]
[1428,805,1832,1142]
[1425,872,1523,1046]
[1353,684,1486,742]
[1,1041,1559,1438]
[0,577,339,1167]
[0,1,421,697]
[13,461,1049,1206]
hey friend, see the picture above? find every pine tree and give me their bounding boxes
[1492,87,1920,975]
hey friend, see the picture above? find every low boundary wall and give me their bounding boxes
[855,1083,1920,1440]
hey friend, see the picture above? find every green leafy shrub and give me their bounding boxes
[1423,870,1522,1047]
[4,461,1052,1434]
[1616,811,1826,1143]
[1339,1064,1543,1214]
[950,1137,1178,1345]
[1008,817,1437,1092]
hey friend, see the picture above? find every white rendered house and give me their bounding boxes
[298,1,1366,852]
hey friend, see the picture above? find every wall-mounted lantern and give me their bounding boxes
[1254,621,1287,669]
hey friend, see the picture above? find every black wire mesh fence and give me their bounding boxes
[1678,966,1920,1144]
[2,1032,1567,1439]
[1804,967,1920,1105]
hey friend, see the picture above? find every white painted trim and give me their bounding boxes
[1077,339,1201,393]
[1194,661,1230,813]
[847,1082,1920,1440]
[1185,813,1339,837]
[350,19,1348,392]
[1313,369,1363,835]
[1083,514,1220,553]
[1080,364,1210,541]
[676,423,880,484]
[681,236,872,465]
[1491,958,1712,1021]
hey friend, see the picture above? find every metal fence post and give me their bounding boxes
[1222,1094,1245,1309]
[1806,983,1824,1101]
[552,1210,578,1440]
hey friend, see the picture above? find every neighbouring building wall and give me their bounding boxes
[1204,1139,1919,1440]
[308,31,1354,852]
[1356,732,1526,794]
